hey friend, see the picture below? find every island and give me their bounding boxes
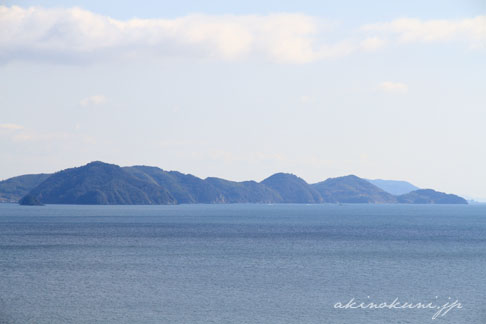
[0,161,466,205]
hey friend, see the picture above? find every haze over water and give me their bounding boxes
[1,203,485,323]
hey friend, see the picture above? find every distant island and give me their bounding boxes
[0,161,467,205]
[366,179,420,196]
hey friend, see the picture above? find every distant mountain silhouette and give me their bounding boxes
[205,177,281,203]
[125,165,280,203]
[397,189,467,204]
[313,175,396,203]
[125,166,219,203]
[367,179,419,195]
[261,173,322,203]
[24,162,176,205]
[2,161,466,205]
[0,173,51,202]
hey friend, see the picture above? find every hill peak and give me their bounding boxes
[312,174,396,203]
[261,172,321,203]
[262,172,305,182]
[84,161,118,168]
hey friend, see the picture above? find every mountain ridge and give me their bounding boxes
[2,161,467,205]
[366,179,419,196]
[0,173,51,203]
[313,175,396,203]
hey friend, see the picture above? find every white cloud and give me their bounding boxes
[379,81,409,94]
[0,6,484,64]
[0,123,24,130]
[362,16,486,49]
[0,6,355,64]
[80,95,107,106]
[360,36,386,51]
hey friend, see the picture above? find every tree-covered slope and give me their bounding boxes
[15,161,467,205]
[0,173,51,202]
[126,166,281,203]
[23,162,176,205]
[124,166,219,203]
[312,175,396,203]
[397,189,467,204]
[261,173,322,203]
[205,177,282,203]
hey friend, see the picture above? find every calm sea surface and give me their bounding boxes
[1,203,485,324]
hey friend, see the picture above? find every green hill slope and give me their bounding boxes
[0,173,51,202]
[312,175,396,203]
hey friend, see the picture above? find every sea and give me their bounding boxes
[0,203,485,324]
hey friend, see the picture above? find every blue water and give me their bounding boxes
[1,203,485,323]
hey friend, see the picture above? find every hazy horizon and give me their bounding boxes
[1,1,485,200]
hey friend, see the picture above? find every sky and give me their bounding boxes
[1,0,485,200]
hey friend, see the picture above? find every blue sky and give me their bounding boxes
[1,1,485,199]
[3,0,483,20]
